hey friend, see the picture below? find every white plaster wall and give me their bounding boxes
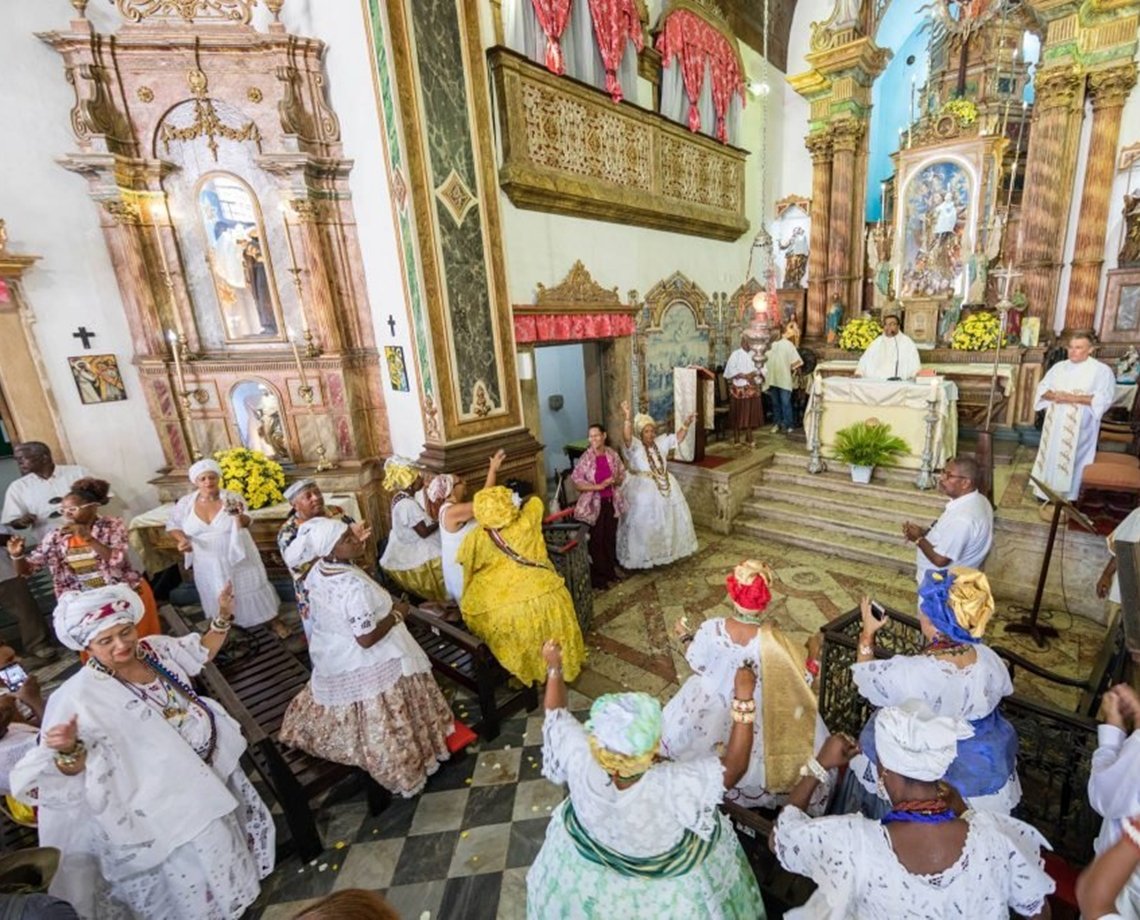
[0,3,162,514]
[780,0,835,201]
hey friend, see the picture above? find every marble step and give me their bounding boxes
[748,480,944,526]
[733,515,915,575]
[739,496,925,541]
[757,467,948,516]
[765,450,947,493]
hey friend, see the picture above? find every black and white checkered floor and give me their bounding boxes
[249,688,594,920]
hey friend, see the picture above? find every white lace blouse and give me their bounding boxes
[542,708,726,857]
[775,805,1054,918]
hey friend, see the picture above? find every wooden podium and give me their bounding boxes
[673,365,716,462]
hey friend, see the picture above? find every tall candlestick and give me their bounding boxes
[1004,100,1028,213]
[880,181,888,225]
[287,326,310,391]
[283,217,300,273]
[909,77,916,147]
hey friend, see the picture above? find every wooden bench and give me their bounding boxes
[161,606,390,862]
[403,606,536,740]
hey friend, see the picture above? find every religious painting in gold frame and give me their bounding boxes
[1101,268,1140,345]
[195,172,285,344]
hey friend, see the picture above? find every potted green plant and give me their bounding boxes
[832,418,909,483]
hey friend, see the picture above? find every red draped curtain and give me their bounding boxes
[586,0,644,102]
[530,0,575,74]
[655,9,745,142]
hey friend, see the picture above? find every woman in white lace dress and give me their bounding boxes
[848,567,1021,815]
[11,583,275,919]
[615,400,698,570]
[165,459,284,636]
[772,701,1053,919]
[661,560,831,811]
[527,639,765,919]
[427,450,505,604]
[379,458,447,602]
[280,517,454,796]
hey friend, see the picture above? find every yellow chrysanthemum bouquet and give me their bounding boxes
[838,316,883,352]
[951,310,1001,351]
[214,447,286,509]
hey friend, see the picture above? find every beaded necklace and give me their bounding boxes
[89,644,218,764]
[922,635,970,657]
[881,796,957,825]
[644,442,670,496]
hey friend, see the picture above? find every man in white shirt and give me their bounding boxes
[763,326,804,434]
[855,313,922,381]
[903,456,994,584]
[1096,506,1140,606]
[1031,332,1118,501]
[723,335,763,448]
[1,442,90,546]
[1089,682,1140,917]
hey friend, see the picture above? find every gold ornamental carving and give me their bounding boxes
[533,261,622,312]
[247,86,263,104]
[1033,66,1084,111]
[289,199,324,223]
[136,85,154,103]
[775,194,812,218]
[1087,64,1137,109]
[490,49,747,241]
[159,68,261,161]
[101,199,142,225]
[829,120,864,152]
[112,0,256,24]
[434,170,479,228]
[805,130,833,161]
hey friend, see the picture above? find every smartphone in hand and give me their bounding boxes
[870,600,887,621]
[1,663,28,692]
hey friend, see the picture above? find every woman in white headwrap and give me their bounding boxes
[10,583,275,919]
[615,399,698,570]
[427,450,506,604]
[279,517,454,795]
[378,457,448,602]
[166,458,286,637]
[772,701,1054,919]
[527,639,765,918]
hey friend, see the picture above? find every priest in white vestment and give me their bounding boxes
[1030,332,1117,501]
[854,314,922,381]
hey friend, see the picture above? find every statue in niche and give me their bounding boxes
[1121,189,1140,267]
[1116,345,1138,383]
[198,174,280,340]
[231,380,289,460]
[826,296,845,345]
[965,242,988,303]
[779,228,808,288]
[866,228,891,311]
[938,299,962,345]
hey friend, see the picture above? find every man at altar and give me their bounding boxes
[854,312,921,381]
[1030,331,1117,502]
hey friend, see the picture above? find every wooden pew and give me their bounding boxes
[161,606,390,862]
[402,606,536,740]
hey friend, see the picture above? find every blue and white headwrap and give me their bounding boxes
[918,567,995,644]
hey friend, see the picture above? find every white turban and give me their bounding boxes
[633,413,656,437]
[188,459,222,483]
[284,479,317,503]
[282,517,348,571]
[426,474,455,505]
[53,584,144,652]
[874,700,974,782]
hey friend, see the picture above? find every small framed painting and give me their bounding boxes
[384,345,410,392]
[68,354,127,404]
[1101,269,1140,344]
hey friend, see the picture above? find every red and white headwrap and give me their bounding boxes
[53,584,144,651]
[725,559,774,614]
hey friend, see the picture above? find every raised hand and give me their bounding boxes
[489,449,507,470]
[350,522,373,544]
[817,733,859,770]
[542,639,563,668]
[859,596,887,635]
[5,536,25,558]
[217,581,235,620]
[620,400,631,418]
[733,664,757,698]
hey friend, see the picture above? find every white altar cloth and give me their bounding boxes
[805,377,958,471]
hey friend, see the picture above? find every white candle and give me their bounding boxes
[167,328,186,394]
[814,372,823,395]
[287,326,309,390]
[929,376,938,399]
[880,182,887,224]
[283,218,300,274]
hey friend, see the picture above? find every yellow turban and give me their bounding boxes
[947,566,995,639]
[382,457,419,492]
[473,486,522,530]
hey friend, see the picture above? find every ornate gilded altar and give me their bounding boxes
[40,1,389,525]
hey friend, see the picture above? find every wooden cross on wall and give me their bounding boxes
[72,327,96,349]
[387,315,397,337]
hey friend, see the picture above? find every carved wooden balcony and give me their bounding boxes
[488,48,749,242]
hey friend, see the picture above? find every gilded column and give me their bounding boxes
[1018,66,1085,324]
[805,130,833,338]
[826,121,863,315]
[1063,64,1137,332]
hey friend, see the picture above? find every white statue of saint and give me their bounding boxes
[826,0,863,30]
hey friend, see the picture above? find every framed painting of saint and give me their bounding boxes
[68,354,127,405]
[384,346,410,392]
[898,159,974,300]
[1101,269,1140,344]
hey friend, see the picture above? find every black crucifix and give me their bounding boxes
[72,327,96,350]
[386,315,397,337]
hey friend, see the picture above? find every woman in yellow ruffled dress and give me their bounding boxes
[378,458,448,603]
[456,486,585,685]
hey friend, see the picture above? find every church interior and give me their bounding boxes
[1,0,1140,917]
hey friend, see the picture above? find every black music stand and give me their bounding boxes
[1004,475,1098,648]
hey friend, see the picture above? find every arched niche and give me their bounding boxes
[227,377,291,462]
[637,271,712,421]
